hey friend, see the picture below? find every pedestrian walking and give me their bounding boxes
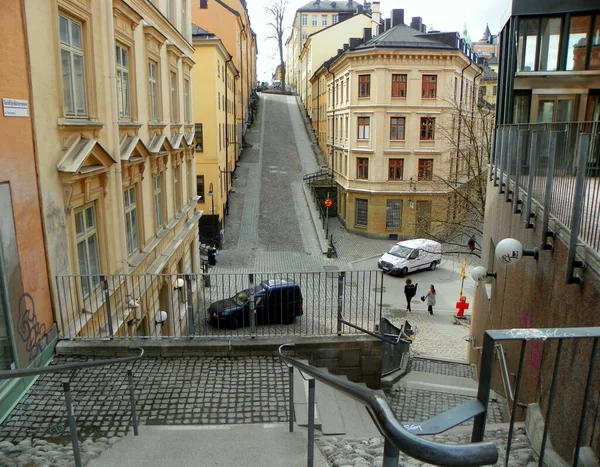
[404,278,418,312]
[421,284,436,315]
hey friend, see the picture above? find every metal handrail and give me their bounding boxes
[495,343,527,410]
[339,314,414,345]
[278,344,498,467]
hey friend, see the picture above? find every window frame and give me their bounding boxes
[75,204,101,298]
[388,159,404,181]
[196,174,205,202]
[358,74,370,98]
[59,14,88,118]
[321,15,327,26]
[302,14,307,26]
[390,116,406,141]
[391,74,407,98]
[115,43,131,120]
[184,79,191,123]
[420,117,435,141]
[386,200,402,229]
[124,185,140,257]
[312,14,317,26]
[421,75,437,98]
[170,71,179,123]
[154,174,165,232]
[418,158,434,181]
[174,163,182,212]
[195,123,203,151]
[357,116,370,140]
[148,60,160,122]
[356,157,369,180]
[355,198,368,227]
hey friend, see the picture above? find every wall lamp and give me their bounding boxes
[471,266,496,281]
[155,310,168,324]
[495,238,538,264]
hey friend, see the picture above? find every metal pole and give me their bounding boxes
[472,332,495,442]
[101,276,114,338]
[337,272,345,336]
[539,340,564,467]
[325,191,329,238]
[127,369,139,436]
[185,274,194,336]
[288,364,294,433]
[63,382,82,467]
[513,129,527,213]
[525,129,538,228]
[504,127,516,202]
[504,340,527,467]
[541,131,558,249]
[307,377,315,467]
[249,273,256,333]
[382,438,400,467]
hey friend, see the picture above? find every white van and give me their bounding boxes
[377,238,442,277]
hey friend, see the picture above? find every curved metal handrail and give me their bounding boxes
[278,344,498,467]
[0,346,144,381]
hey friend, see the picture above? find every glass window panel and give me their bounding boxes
[512,92,531,123]
[517,18,539,71]
[386,200,402,229]
[537,100,555,123]
[70,20,82,49]
[59,16,69,44]
[87,232,100,277]
[567,16,591,71]
[75,210,84,235]
[61,49,74,116]
[591,15,600,70]
[538,17,561,71]
[73,53,86,115]
[85,205,95,229]
[356,199,368,226]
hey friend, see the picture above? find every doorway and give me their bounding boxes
[536,95,578,123]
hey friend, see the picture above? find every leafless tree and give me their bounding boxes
[419,95,495,258]
[265,0,288,90]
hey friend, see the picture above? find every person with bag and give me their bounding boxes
[421,284,436,315]
[404,278,418,312]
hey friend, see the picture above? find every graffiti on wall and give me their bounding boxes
[17,292,48,362]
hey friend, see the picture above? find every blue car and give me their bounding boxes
[209,279,303,329]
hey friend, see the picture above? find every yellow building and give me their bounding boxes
[24,0,199,338]
[312,9,482,240]
[192,25,238,245]
[286,0,370,92]
[298,12,373,115]
[191,0,257,150]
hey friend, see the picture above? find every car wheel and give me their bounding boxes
[429,261,437,271]
[399,267,408,278]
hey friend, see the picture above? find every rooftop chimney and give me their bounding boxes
[385,18,391,31]
[363,27,372,43]
[391,9,404,27]
[378,23,384,34]
[410,17,422,31]
[421,24,426,33]
[371,1,381,37]
[349,37,361,49]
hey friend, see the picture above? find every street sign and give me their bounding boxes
[323,198,333,208]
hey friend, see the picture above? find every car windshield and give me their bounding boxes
[233,285,264,305]
[388,245,412,258]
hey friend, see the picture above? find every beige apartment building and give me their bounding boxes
[286,0,369,92]
[24,0,199,338]
[312,9,482,239]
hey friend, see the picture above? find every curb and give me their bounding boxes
[301,183,329,255]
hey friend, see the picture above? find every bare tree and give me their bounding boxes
[418,94,495,258]
[265,0,288,90]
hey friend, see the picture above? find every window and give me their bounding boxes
[493,86,497,96]
[322,15,327,26]
[302,33,308,40]
[174,165,182,211]
[346,77,349,101]
[302,14,307,26]
[388,159,404,180]
[386,200,402,229]
[200,0,208,7]
[357,157,369,179]
[195,123,203,151]
[422,75,437,98]
[391,74,406,97]
[124,186,139,257]
[59,15,87,117]
[312,15,317,26]
[154,175,164,231]
[539,17,562,71]
[181,0,188,36]
[357,116,370,139]
[75,205,100,297]
[358,74,370,97]
[512,91,531,123]
[197,175,205,201]
[567,15,592,71]
[517,18,539,71]
[115,44,130,119]
[420,117,435,140]
[390,117,405,140]
[184,79,191,123]
[148,60,159,121]
[167,0,176,22]
[418,159,433,180]
[170,71,178,123]
[355,199,368,226]
[332,14,338,24]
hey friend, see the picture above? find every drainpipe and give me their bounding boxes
[240,23,246,141]
[225,56,232,190]
[326,65,335,168]
[107,0,129,273]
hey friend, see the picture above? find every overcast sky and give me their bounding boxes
[246,0,511,82]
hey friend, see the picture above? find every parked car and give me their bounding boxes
[208,279,303,329]
[377,239,442,277]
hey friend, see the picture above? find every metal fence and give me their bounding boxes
[493,121,600,282]
[55,271,384,340]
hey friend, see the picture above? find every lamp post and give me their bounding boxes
[207,183,215,244]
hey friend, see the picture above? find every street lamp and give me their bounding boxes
[207,183,215,244]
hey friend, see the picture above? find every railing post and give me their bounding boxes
[472,332,495,442]
[249,273,256,333]
[185,274,194,336]
[337,272,345,336]
[566,133,589,285]
[513,129,527,213]
[499,128,510,191]
[525,129,538,228]
[307,377,315,467]
[288,364,294,433]
[63,382,82,467]
[504,127,516,202]
[382,438,400,467]
[127,368,139,436]
[100,276,114,338]
[541,131,558,249]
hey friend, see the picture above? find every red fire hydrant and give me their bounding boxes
[456,296,469,318]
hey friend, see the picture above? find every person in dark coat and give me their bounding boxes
[404,278,418,312]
